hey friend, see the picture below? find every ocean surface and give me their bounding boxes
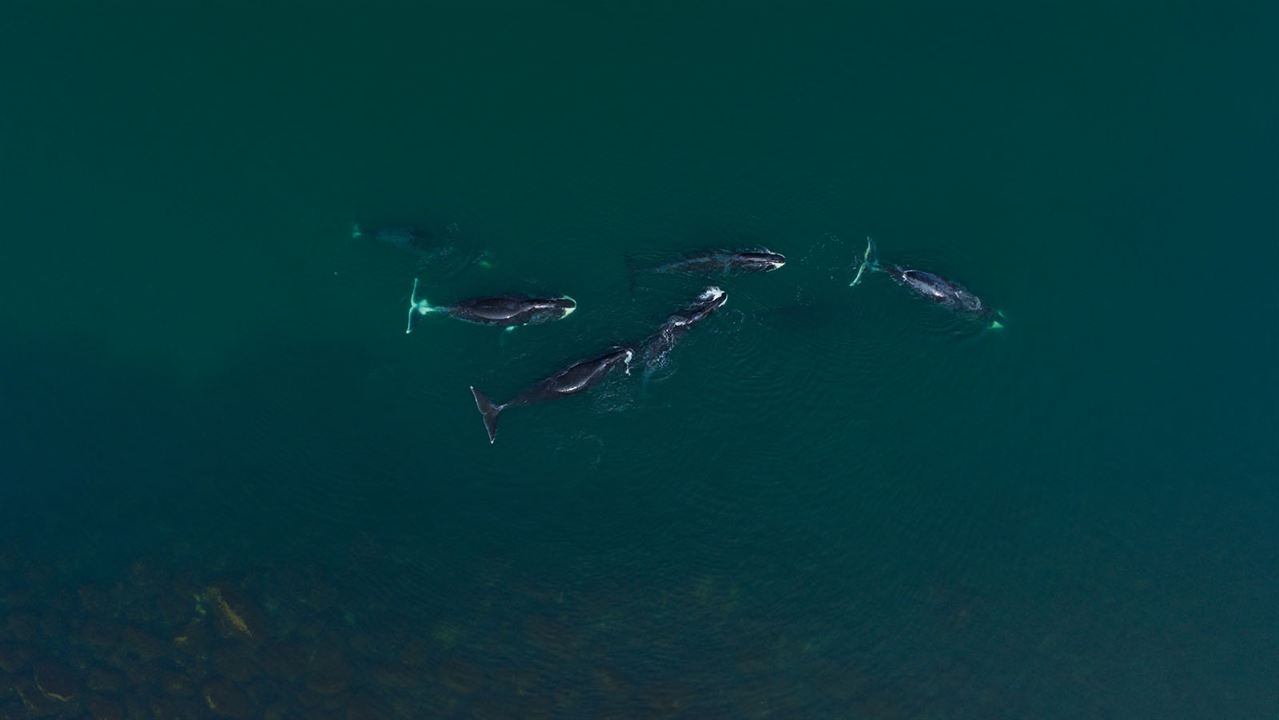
[1,3,1276,718]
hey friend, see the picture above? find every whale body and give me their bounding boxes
[469,347,634,443]
[888,268,991,316]
[851,238,1002,327]
[355,222,494,274]
[405,279,575,333]
[644,249,785,276]
[354,224,437,254]
[640,286,727,371]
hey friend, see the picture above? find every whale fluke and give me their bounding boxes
[405,278,437,334]
[470,386,503,444]
[849,237,878,287]
[467,347,632,444]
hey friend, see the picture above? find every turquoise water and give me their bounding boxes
[1,3,1277,718]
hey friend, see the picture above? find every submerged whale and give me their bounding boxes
[353,223,438,254]
[354,222,494,272]
[405,279,576,333]
[640,286,727,372]
[634,249,785,277]
[470,347,634,443]
[850,238,1003,328]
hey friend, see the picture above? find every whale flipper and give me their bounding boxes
[470,386,503,444]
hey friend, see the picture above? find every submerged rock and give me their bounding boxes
[202,680,253,719]
[85,667,124,693]
[14,678,67,718]
[370,663,419,691]
[32,661,77,702]
[259,641,309,682]
[124,695,149,720]
[0,645,31,673]
[6,613,38,643]
[86,694,126,720]
[263,701,290,720]
[149,696,205,720]
[438,658,483,695]
[211,645,261,683]
[122,659,157,689]
[122,626,167,660]
[345,692,391,720]
[161,671,196,698]
[304,646,352,696]
[200,586,262,641]
[37,614,65,643]
[78,585,114,616]
[81,621,121,649]
[155,591,191,628]
[172,618,212,660]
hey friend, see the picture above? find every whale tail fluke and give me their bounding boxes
[470,386,503,444]
[405,278,435,334]
[849,237,879,287]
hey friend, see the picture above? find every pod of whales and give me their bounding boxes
[362,219,1003,443]
[465,288,727,443]
[405,279,576,333]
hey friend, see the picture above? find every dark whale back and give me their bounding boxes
[517,348,633,405]
[641,287,727,367]
[448,296,576,326]
[729,250,786,271]
[372,226,436,253]
[656,249,785,275]
[852,240,999,324]
[891,268,990,316]
[470,347,634,443]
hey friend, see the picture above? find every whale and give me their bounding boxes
[640,286,727,372]
[405,279,576,333]
[850,238,1003,328]
[354,222,494,272]
[353,223,438,254]
[470,347,634,443]
[632,249,785,278]
[654,249,785,274]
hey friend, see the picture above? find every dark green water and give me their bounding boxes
[2,3,1277,718]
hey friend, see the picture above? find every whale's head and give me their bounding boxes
[737,250,786,272]
[552,296,578,318]
[692,286,728,314]
[698,286,726,303]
